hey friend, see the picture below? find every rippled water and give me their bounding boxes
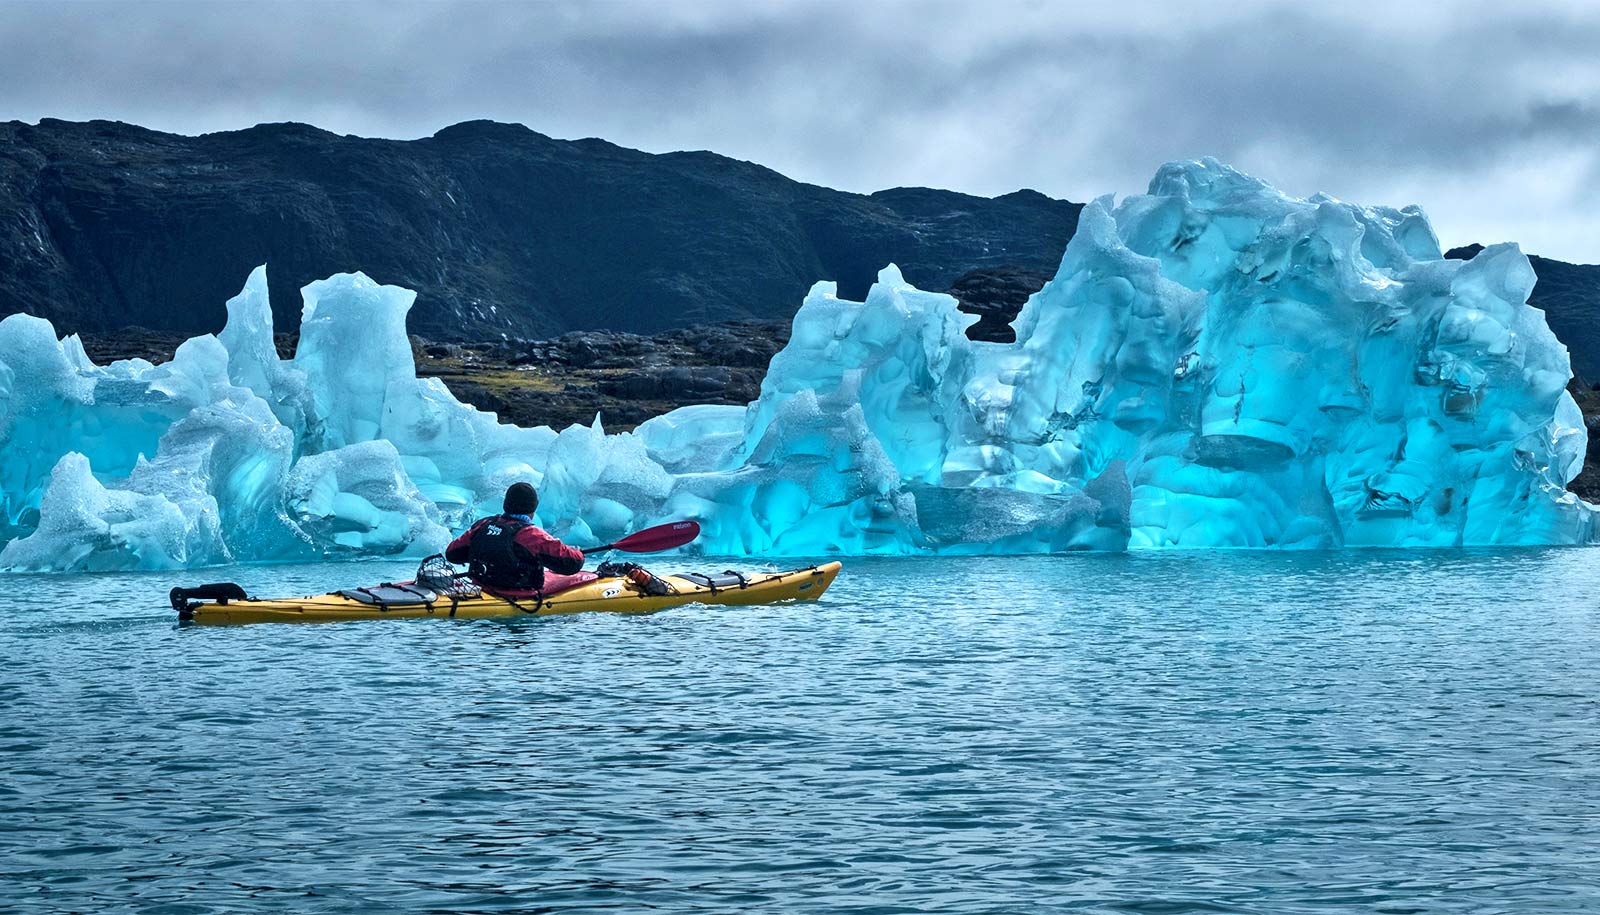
[3,549,1599,914]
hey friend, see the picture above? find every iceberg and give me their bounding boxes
[0,158,1592,570]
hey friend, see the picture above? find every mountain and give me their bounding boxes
[1445,244,1600,381]
[0,119,1081,340]
[3,118,1594,372]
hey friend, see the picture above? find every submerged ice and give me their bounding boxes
[0,159,1592,570]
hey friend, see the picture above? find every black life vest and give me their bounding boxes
[466,516,544,591]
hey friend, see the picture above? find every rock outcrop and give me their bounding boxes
[947,265,1055,342]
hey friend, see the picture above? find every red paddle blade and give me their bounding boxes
[603,520,700,554]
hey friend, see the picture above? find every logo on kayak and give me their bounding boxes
[602,586,622,598]
[798,582,813,591]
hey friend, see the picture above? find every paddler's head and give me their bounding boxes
[503,482,538,516]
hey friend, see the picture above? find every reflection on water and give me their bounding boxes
[3,549,1599,913]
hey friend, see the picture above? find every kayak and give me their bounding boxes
[173,561,842,625]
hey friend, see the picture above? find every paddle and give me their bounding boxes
[585,520,700,555]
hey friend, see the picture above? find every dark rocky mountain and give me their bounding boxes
[0,118,1081,340]
[8,117,1594,372]
[1445,244,1600,380]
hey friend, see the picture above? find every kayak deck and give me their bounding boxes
[179,561,842,625]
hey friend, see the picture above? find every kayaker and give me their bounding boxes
[445,482,585,592]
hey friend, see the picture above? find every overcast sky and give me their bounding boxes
[3,0,1596,262]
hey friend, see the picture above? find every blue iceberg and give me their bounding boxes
[0,159,1592,570]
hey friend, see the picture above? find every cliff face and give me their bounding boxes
[0,118,1081,340]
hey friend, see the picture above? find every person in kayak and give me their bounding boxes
[445,482,584,592]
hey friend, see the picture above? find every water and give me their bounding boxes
[3,550,1599,914]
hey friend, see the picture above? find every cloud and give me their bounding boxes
[0,0,1595,261]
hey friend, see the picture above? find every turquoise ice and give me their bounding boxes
[0,159,1592,569]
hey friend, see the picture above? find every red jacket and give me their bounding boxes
[445,516,585,578]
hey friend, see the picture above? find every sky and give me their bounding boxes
[2,0,1597,263]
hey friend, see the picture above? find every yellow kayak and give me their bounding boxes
[174,561,842,625]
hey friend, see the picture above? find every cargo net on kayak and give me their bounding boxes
[595,560,676,597]
[416,554,482,599]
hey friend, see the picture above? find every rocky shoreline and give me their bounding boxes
[412,321,791,430]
